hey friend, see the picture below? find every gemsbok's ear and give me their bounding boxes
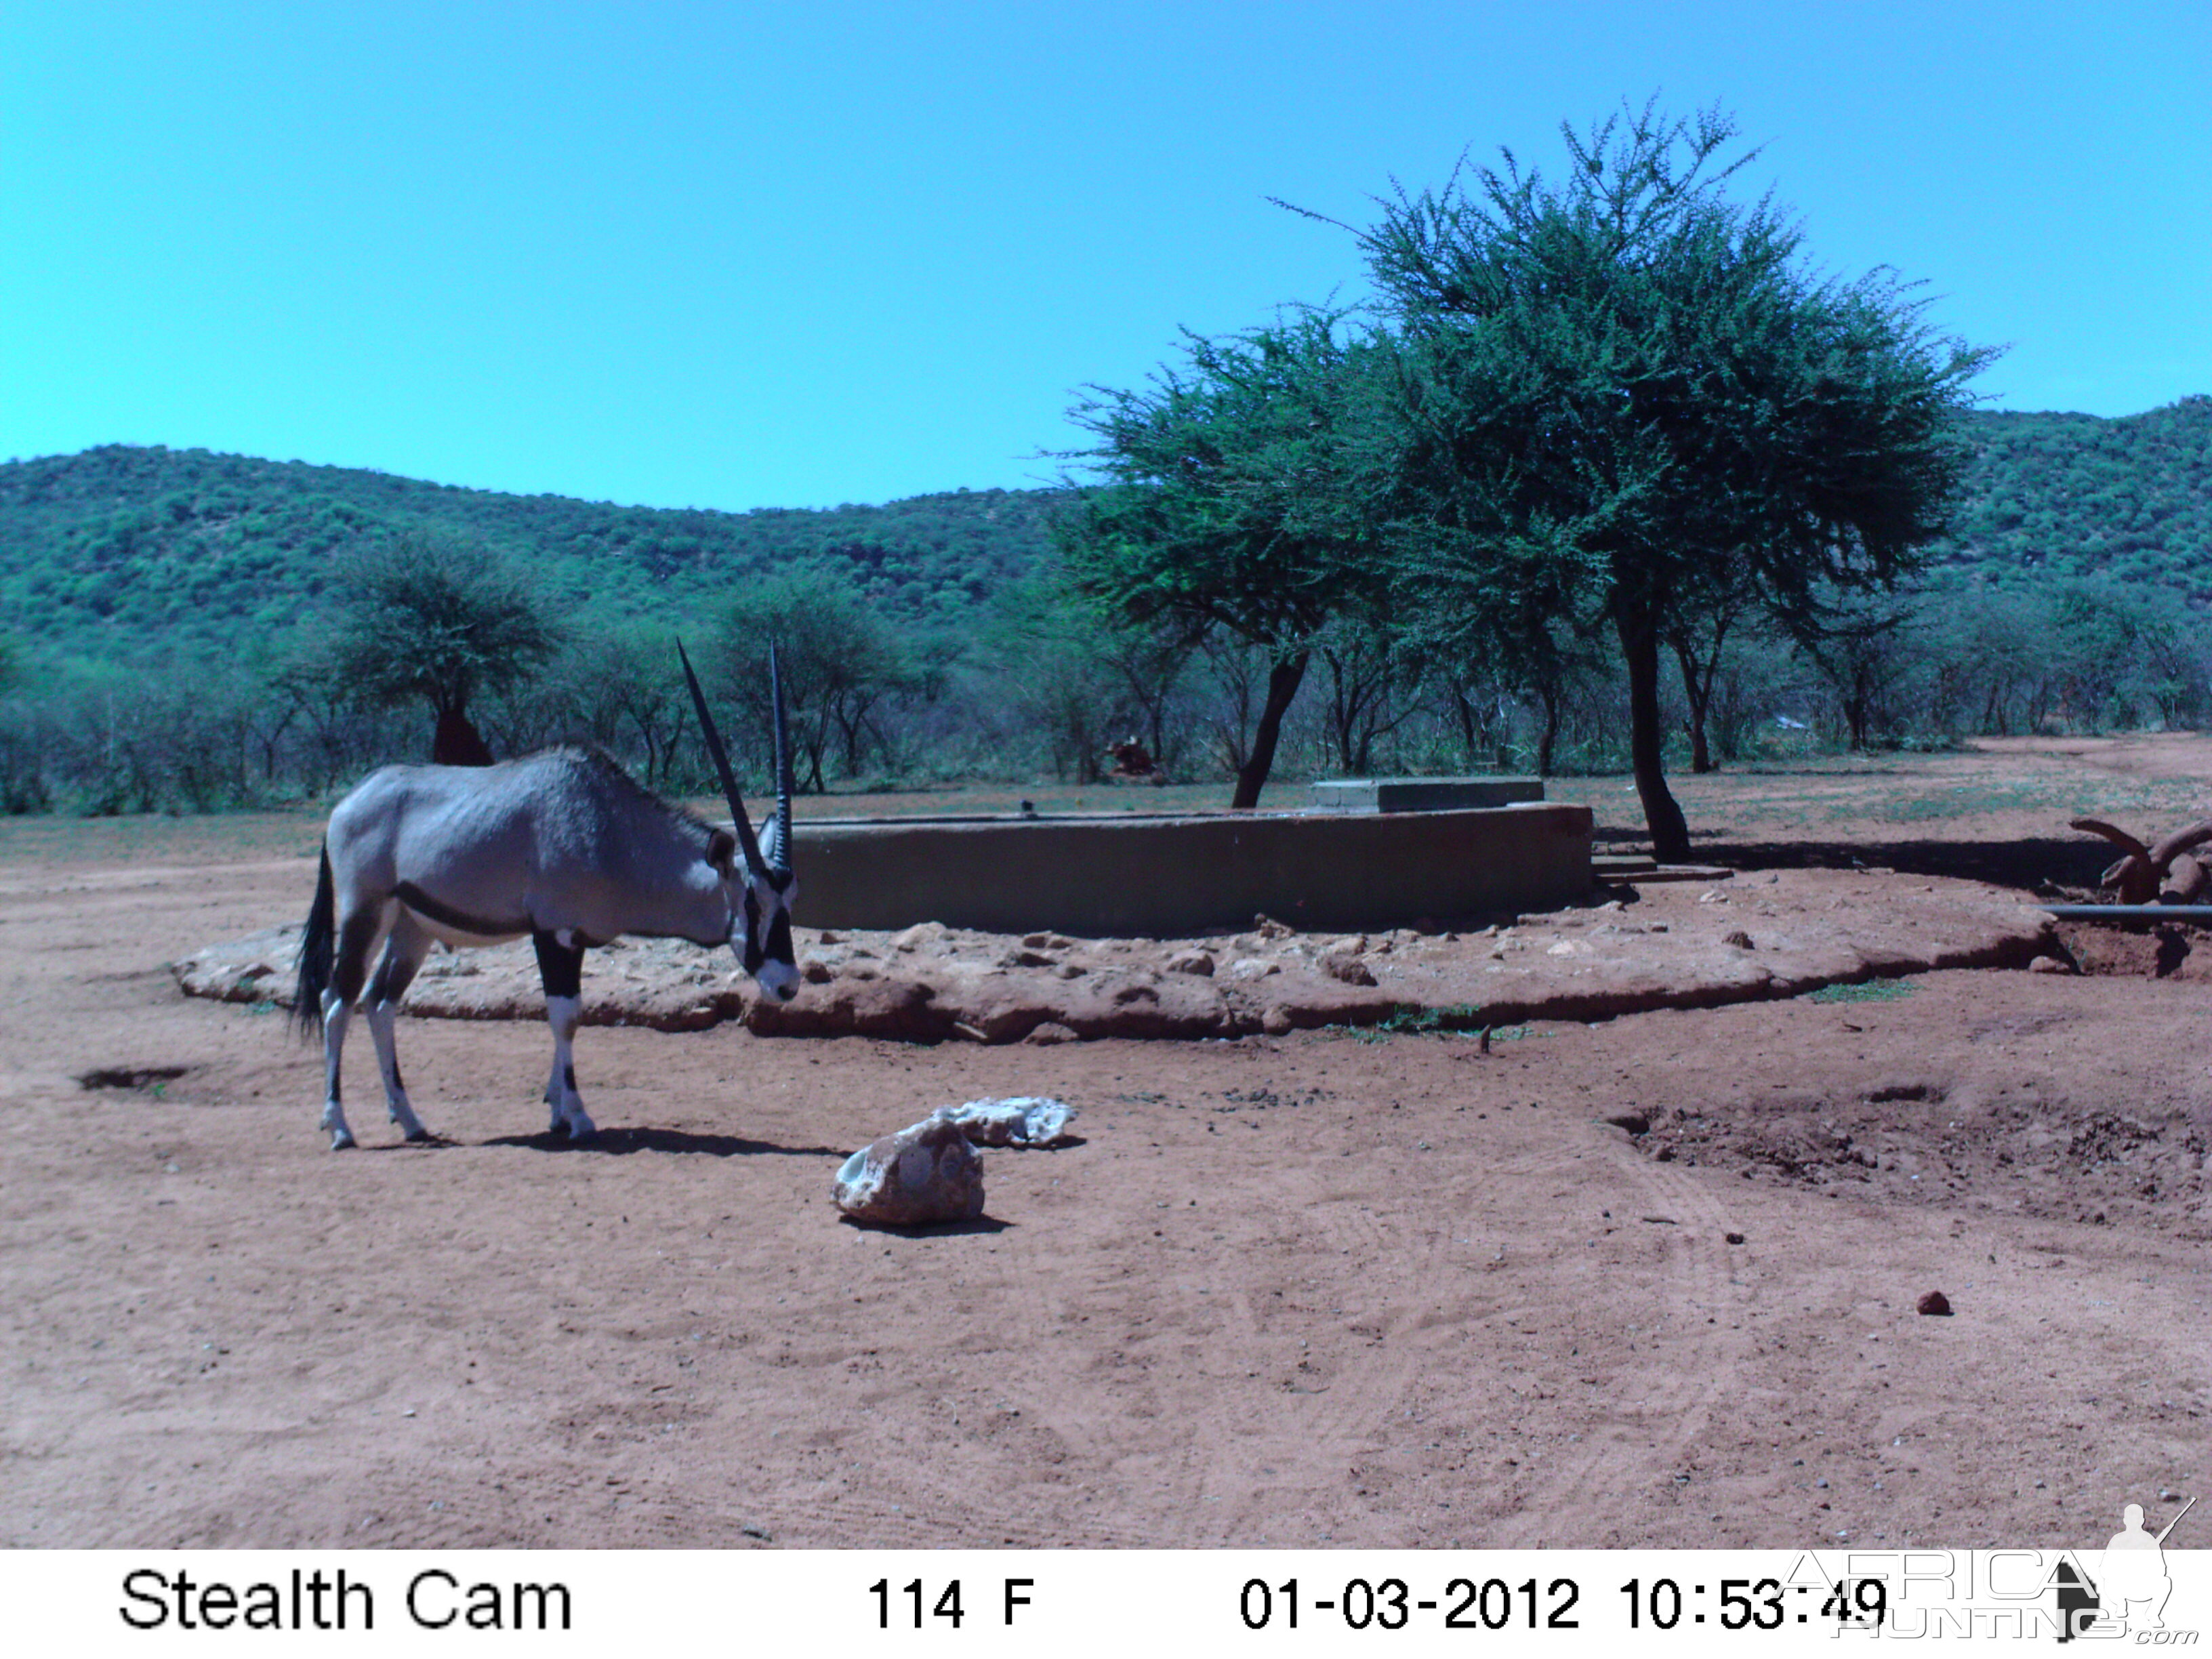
[707,827,738,875]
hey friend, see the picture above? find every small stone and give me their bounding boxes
[834,1116,985,1227]
[1165,949,1214,977]
[817,930,842,944]
[801,959,835,984]
[1253,914,1295,940]
[2028,956,2067,974]
[1261,1004,1296,1036]
[893,922,948,953]
[1723,930,1755,949]
[1916,1290,1952,1316]
[1321,954,1377,986]
[1725,1231,1746,1245]
[1024,1021,1079,1046]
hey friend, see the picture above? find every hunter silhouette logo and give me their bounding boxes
[2062,1494,2196,1641]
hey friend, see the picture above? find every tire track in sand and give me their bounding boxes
[1486,1132,1752,1544]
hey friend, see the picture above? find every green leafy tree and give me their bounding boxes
[564,626,695,787]
[328,533,561,764]
[1311,615,1425,776]
[984,581,1126,784]
[1055,311,1389,807]
[1347,100,1993,857]
[1665,558,1762,773]
[983,581,1202,783]
[1797,589,1918,750]
[713,565,912,792]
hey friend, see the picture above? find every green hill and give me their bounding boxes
[0,445,1059,665]
[1934,396,2212,593]
[3,396,2209,668]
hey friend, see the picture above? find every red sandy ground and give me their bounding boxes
[2,738,2207,1549]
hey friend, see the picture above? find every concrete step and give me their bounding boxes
[1595,858,1735,884]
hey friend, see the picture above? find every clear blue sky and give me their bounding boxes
[4,1,2207,512]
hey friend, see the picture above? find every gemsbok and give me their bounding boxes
[293,643,799,1149]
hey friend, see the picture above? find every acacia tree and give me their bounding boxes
[328,533,560,764]
[1350,100,1992,857]
[714,565,912,792]
[1055,312,1388,808]
[985,583,1126,783]
[1665,558,1761,773]
[1312,615,1425,775]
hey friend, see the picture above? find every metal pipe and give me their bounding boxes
[2040,904,2212,922]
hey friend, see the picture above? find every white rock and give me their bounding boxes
[935,1097,1079,1147]
[833,1117,985,1226]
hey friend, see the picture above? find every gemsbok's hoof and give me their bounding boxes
[329,1129,357,1151]
[403,1126,433,1143]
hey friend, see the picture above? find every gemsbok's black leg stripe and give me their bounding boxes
[533,930,586,1000]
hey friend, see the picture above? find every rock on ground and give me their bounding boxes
[833,1115,987,1227]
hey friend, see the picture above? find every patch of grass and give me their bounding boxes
[1805,977,1917,1004]
[1345,1007,1546,1042]
[1377,1003,1486,1034]
[1849,781,2058,823]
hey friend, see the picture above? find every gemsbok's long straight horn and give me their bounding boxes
[771,642,794,879]
[678,639,769,881]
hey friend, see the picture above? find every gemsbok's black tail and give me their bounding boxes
[293,843,335,1039]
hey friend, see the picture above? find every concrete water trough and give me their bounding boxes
[1309,775,1547,813]
[787,801,1595,937]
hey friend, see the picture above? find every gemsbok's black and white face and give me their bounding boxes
[737,869,800,1002]
[680,638,803,1005]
